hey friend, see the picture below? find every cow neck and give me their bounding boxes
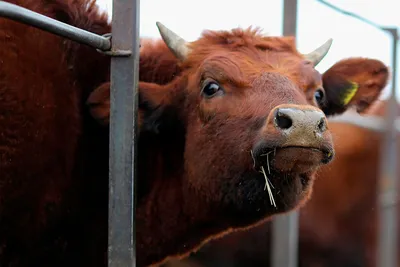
[135,121,225,265]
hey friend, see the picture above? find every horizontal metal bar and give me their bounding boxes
[0,1,111,51]
[328,114,385,132]
[328,113,400,133]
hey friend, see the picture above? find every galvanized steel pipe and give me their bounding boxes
[0,1,111,51]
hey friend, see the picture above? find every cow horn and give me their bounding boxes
[303,38,333,67]
[156,22,191,61]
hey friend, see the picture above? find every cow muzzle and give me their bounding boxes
[252,104,334,173]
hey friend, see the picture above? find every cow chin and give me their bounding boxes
[220,146,331,225]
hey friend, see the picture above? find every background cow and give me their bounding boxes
[0,0,389,266]
[298,100,400,267]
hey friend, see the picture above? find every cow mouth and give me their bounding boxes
[253,145,334,174]
[220,146,334,221]
[249,145,334,209]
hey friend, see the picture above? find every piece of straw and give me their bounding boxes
[260,166,276,207]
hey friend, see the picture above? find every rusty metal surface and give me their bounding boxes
[0,1,111,51]
[107,0,140,266]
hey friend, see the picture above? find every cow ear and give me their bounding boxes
[138,81,179,134]
[87,81,175,134]
[87,82,111,126]
[321,58,389,116]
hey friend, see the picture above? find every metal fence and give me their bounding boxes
[0,0,398,266]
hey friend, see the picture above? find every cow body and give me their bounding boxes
[0,1,111,266]
[0,0,389,266]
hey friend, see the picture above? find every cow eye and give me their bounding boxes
[314,89,325,105]
[202,81,224,98]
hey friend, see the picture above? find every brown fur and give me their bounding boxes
[0,0,111,266]
[0,0,389,266]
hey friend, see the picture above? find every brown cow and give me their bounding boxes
[173,102,397,267]
[0,1,388,267]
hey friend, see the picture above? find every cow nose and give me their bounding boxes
[266,104,329,148]
[274,107,327,134]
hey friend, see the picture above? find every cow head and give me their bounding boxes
[87,23,388,225]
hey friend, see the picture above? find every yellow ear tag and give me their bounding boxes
[341,82,359,105]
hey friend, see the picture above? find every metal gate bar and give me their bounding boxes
[0,1,111,51]
[270,1,299,267]
[329,114,387,132]
[107,0,140,266]
[377,27,398,267]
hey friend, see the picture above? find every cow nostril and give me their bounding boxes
[275,110,293,130]
[317,118,326,132]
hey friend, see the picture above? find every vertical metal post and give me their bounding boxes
[271,212,299,267]
[282,0,297,37]
[271,1,299,267]
[377,27,398,267]
[108,0,140,266]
